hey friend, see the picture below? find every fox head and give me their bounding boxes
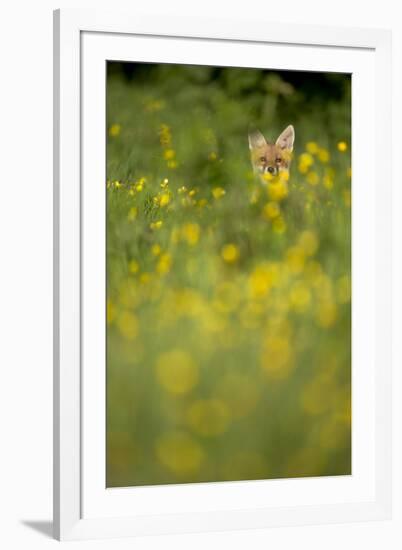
[248,125,295,179]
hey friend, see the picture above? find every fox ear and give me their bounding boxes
[276,125,295,151]
[248,129,267,150]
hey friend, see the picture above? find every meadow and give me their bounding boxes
[106,63,351,487]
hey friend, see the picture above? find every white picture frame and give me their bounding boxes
[53,8,392,541]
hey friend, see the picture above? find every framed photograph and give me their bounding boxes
[53,9,392,541]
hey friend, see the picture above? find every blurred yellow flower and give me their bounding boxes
[156,431,204,474]
[116,310,138,340]
[337,141,348,152]
[128,259,139,273]
[182,222,200,246]
[221,243,240,263]
[159,192,171,207]
[187,399,230,437]
[212,187,226,199]
[163,148,176,160]
[109,123,121,137]
[267,179,288,201]
[127,206,137,222]
[139,272,151,285]
[144,98,165,112]
[151,244,161,256]
[315,301,338,328]
[208,151,218,161]
[289,282,311,313]
[263,201,280,220]
[298,152,314,173]
[167,160,178,169]
[248,262,279,298]
[157,253,172,275]
[272,216,287,234]
[150,220,163,230]
[160,178,169,188]
[298,230,319,256]
[159,124,171,147]
[285,246,306,274]
[306,141,319,154]
[318,148,330,163]
[306,171,319,186]
[178,185,187,194]
[323,174,334,189]
[106,299,116,325]
[155,349,198,394]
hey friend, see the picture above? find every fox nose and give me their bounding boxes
[267,166,275,174]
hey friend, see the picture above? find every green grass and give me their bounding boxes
[106,63,351,487]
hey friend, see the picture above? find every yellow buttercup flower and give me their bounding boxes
[151,244,161,256]
[267,179,288,201]
[150,220,163,230]
[109,123,121,137]
[212,187,226,199]
[263,201,280,220]
[159,192,171,207]
[337,141,348,152]
[248,262,279,298]
[298,152,314,173]
[318,148,330,163]
[163,148,176,160]
[221,243,240,263]
[306,141,319,154]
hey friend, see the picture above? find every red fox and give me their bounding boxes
[248,125,295,183]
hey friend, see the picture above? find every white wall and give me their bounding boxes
[0,1,400,548]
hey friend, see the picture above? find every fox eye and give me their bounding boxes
[275,157,282,163]
[260,156,266,163]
